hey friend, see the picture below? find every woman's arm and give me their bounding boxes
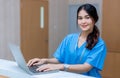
[65,63,92,73]
[45,58,60,64]
[36,63,92,73]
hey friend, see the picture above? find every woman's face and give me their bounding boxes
[77,9,94,33]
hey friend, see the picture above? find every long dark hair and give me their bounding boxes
[77,3,100,50]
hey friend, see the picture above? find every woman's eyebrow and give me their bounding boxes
[78,15,90,17]
[85,15,90,17]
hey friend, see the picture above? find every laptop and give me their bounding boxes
[8,43,59,75]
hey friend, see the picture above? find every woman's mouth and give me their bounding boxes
[81,25,88,28]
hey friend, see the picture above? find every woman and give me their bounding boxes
[27,3,107,78]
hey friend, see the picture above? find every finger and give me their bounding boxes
[36,67,47,72]
[27,59,37,66]
[36,66,48,72]
[27,60,33,66]
[43,68,52,72]
[33,60,45,66]
[33,62,42,66]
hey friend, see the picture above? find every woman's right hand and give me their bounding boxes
[27,58,47,67]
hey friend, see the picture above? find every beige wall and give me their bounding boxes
[69,0,102,4]
[49,0,68,57]
[0,0,20,60]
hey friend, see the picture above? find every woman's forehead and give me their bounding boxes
[78,9,89,16]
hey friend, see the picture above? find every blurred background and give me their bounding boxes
[0,0,119,78]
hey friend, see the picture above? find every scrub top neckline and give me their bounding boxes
[77,33,86,49]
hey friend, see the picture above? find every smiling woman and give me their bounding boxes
[27,3,107,78]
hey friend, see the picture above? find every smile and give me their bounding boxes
[81,25,88,28]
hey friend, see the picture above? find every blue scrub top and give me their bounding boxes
[53,33,107,78]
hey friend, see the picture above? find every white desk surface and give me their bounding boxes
[0,59,95,78]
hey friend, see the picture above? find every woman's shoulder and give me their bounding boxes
[65,33,79,38]
[94,37,106,48]
[98,37,106,44]
[62,33,79,42]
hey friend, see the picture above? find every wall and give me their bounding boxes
[0,0,20,60]
[48,0,68,57]
[101,0,120,77]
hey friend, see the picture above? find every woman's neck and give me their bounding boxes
[78,32,87,48]
[78,31,92,48]
[79,32,89,40]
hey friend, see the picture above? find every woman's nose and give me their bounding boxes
[81,19,86,24]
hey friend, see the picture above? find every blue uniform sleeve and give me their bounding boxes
[53,36,68,63]
[85,40,107,71]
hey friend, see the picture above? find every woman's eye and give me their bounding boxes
[85,16,90,19]
[78,17,82,20]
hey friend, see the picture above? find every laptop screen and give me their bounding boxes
[8,43,30,73]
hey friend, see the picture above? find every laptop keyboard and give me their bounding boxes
[28,65,40,73]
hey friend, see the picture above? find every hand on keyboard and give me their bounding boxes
[27,58,47,67]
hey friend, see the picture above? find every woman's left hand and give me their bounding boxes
[36,64,64,72]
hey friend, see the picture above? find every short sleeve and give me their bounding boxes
[85,40,107,70]
[53,36,68,63]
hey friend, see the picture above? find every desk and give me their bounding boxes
[0,59,95,78]
[0,75,8,78]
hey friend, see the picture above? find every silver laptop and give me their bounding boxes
[8,43,59,75]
